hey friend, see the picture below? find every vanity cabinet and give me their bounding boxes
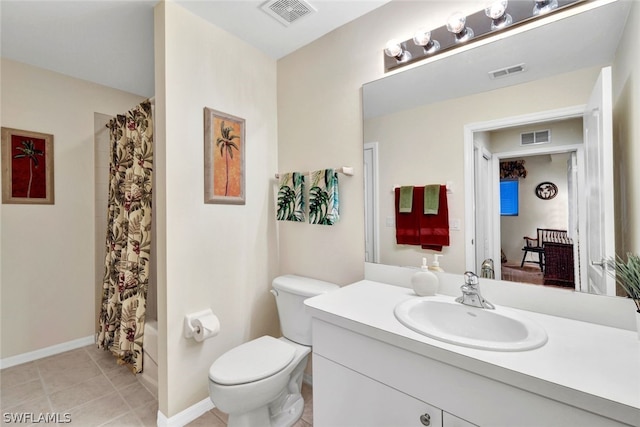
[315,354,476,426]
[311,318,630,427]
[314,355,446,427]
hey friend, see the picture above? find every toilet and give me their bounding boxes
[208,274,339,427]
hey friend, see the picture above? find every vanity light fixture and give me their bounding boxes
[384,39,412,63]
[383,0,582,73]
[447,12,474,43]
[533,0,559,16]
[413,29,440,54]
[485,0,513,30]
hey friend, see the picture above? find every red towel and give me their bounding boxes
[395,185,450,251]
[420,185,449,251]
[394,187,421,245]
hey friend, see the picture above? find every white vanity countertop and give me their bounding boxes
[305,280,640,425]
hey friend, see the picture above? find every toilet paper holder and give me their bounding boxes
[184,309,219,340]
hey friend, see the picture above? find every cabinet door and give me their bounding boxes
[314,354,442,427]
[443,412,477,427]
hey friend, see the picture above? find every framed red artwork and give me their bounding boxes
[2,127,54,204]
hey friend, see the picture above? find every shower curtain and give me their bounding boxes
[98,100,153,373]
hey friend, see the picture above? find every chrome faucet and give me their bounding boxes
[455,271,495,309]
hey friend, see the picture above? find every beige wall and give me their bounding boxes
[0,59,145,358]
[276,1,470,285]
[155,1,279,417]
[613,0,640,256]
[363,71,596,271]
[488,118,583,152]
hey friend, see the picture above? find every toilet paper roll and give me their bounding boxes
[192,311,220,342]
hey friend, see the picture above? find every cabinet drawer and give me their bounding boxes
[314,354,442,427]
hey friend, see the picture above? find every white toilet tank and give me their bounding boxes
[272,275,339,346]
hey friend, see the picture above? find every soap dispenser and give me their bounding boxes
[428,254,444,272]
[411,257,439,296]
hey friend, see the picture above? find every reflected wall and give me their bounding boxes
[364,67,600,272]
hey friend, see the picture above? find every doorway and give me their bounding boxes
[464,106,586,289]
[497,150,578,288]
[465,67,616,296]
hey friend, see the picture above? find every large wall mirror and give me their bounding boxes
[363,0,637,298]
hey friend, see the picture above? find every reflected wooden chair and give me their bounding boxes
[520,228,571,272]
[521,235,545,271]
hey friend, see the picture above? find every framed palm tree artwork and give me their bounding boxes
[204,107,245,205]
[1,127,54,205]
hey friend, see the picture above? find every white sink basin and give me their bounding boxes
[394,296,548,351]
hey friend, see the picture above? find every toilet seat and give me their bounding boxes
[209,336,295,386]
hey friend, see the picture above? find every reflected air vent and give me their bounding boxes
[489,63,526,79]
[261,0,316,27]
[521,130,551,146]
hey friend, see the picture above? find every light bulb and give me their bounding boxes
[447,12,474,43]
[533,0,558,16]
[384,39,411,63]
[446,12,467,34]
[412,29,431,46]
[413,28,440,54]
[384,39,402,58]
[485,0,507,20]
[485,0,512,30]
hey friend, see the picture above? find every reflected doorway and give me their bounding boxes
[497,151,578,289]
[468,111,585,292]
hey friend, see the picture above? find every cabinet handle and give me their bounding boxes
[419,413,431,426]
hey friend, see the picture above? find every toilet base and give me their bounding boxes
[227,406,272,427]
[270,393,304,427]
[226,392,304,427]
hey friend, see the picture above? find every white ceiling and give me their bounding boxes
[0,0,390,97]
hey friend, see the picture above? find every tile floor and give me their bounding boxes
[1,344,313,427]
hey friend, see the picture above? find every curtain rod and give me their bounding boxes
[274,166,354,180]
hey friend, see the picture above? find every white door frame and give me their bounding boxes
[474,144,493,271]
[464,105,586,282]
[364,142,380,263]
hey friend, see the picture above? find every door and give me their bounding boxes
[567,151,580,290]
[583,66,616,295]
[364,143,378,263]
[474,146,492,272]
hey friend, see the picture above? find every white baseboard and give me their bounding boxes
[0,335,95,369]
[157,398,214,427]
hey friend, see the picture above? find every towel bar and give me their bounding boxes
[275,166,354,180]
[392,182,453,193]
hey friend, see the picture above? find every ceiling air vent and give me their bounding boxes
[261,0,316,27]
[521,130,551,146]
[489,63,526,80]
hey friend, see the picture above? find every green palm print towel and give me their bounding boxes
[277,172,305,222]
[309,169,340,225]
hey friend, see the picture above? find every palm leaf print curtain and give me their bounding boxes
[98,100,153,373]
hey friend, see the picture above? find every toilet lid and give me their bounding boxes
[209,336,295,385]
